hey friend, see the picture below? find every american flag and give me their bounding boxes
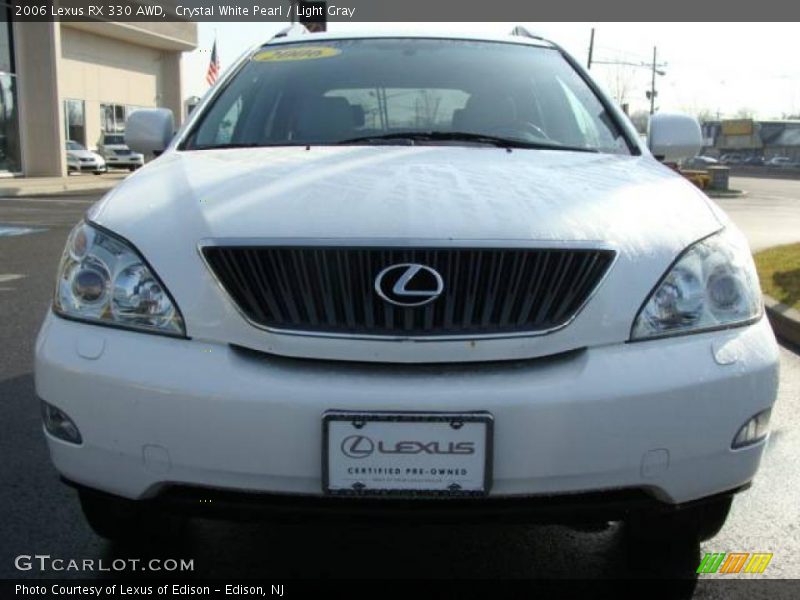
[206,40,220,86]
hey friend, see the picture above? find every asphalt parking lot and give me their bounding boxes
[0,178,798,591]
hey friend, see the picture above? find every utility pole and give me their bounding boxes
[592,46,667,112]
[587,28,595,70]
[649,46,657,115]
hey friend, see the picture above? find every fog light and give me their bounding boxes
[41,400,82,444]
[732,408,771,449]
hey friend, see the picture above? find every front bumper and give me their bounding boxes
[69,163,106,172]
[66,480,746,524]
[35,312,779,505]
[105,156,144,168]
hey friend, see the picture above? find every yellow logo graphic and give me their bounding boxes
[697,552,773,574]
[252,46,341,62]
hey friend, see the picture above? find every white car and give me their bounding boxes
[65,141,107,175]
[766,156,797,168]
[36,31,779,547]
[97,133,145,171]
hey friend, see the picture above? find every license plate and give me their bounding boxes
[323,411,493,496]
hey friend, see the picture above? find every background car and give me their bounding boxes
[97,133,144,171]
[766,156,798,168]
[720,154,743,165]
[682,155,719,169]
[743,155,765,166]
[65,140,106,175]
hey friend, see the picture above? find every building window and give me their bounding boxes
[0,7,20,173]
[101,103,126,133]
[100,103,149,133]
[64,99,86,146]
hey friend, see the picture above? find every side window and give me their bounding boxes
[214,97,243,144]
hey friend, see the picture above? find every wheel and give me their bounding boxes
[93,171,104,175]
[129,166,138,172]
[626,496,733,544]
[79,490,184,543]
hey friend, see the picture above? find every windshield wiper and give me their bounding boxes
[337,131,599,153]
[189,142,270,151]
[188,142,315,151]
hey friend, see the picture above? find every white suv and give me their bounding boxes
[36,31,779,546]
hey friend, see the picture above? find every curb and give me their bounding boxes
[0,184,118,198]
[764,294,800,348]
[706,189,747,199]
[0,174,126,198]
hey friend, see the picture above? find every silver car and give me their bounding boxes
[65,141,107,175]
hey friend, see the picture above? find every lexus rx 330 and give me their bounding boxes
[35,31,779,545]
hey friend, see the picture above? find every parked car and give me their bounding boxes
[65,140,106,175]
[36,31,779,549]
[97,133,144,171]
[682,155,719,169]
[766,156,797,168]
[719,154,743,165]
[742,155,765,166]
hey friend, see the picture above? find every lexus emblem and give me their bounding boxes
[374,263,444,307]
[341,435,375,459]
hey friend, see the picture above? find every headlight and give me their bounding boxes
[54,221,185,336]
[631,228,761,340]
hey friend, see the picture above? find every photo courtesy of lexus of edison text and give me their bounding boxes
[2,0,800,596]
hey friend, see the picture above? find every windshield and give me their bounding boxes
[182,38,632,154]
[66,141,85,151]
[104,135,125,145]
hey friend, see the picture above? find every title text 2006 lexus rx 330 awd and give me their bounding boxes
[35,31,779,545]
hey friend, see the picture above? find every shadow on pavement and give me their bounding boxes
[97,517,699,595]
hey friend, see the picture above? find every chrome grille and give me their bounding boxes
[202,246,615,337]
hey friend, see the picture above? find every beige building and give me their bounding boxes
[4,17,196,177]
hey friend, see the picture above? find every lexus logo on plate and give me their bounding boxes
[374,263,444,307]
[341,435,375,458]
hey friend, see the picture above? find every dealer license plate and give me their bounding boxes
[323,411,493,496]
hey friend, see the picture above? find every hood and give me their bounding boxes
[92,146,720,254]
[67,149,100,160]
[87,146,727,362]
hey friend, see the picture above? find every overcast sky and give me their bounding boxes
[182,22,800,120]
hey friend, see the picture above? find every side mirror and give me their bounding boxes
[647,113,702,162]
[125,109,175,156]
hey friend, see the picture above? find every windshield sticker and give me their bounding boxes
[252,46,341,62]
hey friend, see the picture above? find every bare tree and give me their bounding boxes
[629,110,650,134]
[604,63,638,107]
[693,108,716,124]
[733,107,756,119]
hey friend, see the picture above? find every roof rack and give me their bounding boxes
[510,26,551,44]
[270,23,309,40]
